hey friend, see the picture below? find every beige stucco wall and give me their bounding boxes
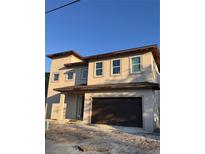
[87,52,154,85]
[46,93,79,120]
[47,55,85,95]
[150,54,160,129]
[151,53,160,83]
[46,54,86,120]
[83,90,155,132]
[45,93,60,120]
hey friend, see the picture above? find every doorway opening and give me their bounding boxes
[76,95,84,120]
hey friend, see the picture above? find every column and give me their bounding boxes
[58,93,65,121]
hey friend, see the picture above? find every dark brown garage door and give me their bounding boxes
[91,97,142,127]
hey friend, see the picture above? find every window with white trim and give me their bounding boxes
[66,71,74,80]
[95,62,103,76]
[82,68,88,79]
[53,73,59,81]
[131,56,141,73]
[112,59,121,75]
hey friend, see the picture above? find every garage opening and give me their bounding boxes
[91,97,143,127]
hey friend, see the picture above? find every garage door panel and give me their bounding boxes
[91,97,142,127]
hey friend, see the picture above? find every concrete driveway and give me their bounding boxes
[45,124,160,154]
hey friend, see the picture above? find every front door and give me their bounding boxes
[76,95,85,120]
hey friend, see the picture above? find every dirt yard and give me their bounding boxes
[45,123,160,154]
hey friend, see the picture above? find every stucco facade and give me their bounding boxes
[46,45,160,132]
[46,54,86,120]
[87,52,154,85]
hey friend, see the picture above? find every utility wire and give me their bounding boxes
[45,0,80,14]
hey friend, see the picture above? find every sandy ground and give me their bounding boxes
[45,124,160,154]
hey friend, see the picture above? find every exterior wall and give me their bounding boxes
[45,93,60,120]
[71,55,83,63]
[83,90,155,132]
[46,93,79,120]
[87,52,154,85]
[151,53,160,83]
[46,54,85,120]
[154,90,160,129]
[150,54,160,129]
[47,55,84,94]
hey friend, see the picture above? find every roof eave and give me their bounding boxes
[54,82,160,93]
[46,50,83,59]
[64,61,88,68]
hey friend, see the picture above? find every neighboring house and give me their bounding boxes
[46,45,160,132]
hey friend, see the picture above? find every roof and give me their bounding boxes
[54,82,160,93]
[83,44,160,71]
[64,61,88,68]
[47,50,83,59]
[47,44,160,70]
[83,45,158,60]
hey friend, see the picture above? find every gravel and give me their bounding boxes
[45,124,160,154]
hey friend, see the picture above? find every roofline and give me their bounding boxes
[64,61,88,68]
[47,44,160,70]
[46,50,83,59]
[82,44,160,71]
[83,44,158,60]
[54,82,160,93]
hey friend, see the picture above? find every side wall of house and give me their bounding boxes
[151,53,160,83]
[83,90,155,132]
[150,54,160,130]
[153,90,160,130]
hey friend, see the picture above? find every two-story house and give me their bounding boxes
[46,45,160,132]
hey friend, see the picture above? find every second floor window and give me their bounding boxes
[82,68,88,79]
[112,59,121,75]
[131,56,141,73]
[95,62,103,76]
[66,71,74,80]
[53,73,59,81]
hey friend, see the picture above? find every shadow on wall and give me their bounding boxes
[59,66,87,86]
[46,93,60,119]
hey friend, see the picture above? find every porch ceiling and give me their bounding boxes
[53,82,160,93]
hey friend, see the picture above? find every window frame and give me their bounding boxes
[66,70,74,81]
[111,58,121,76]
[81,67,88,79]
[130,55,142,74]
[53,72,59,82]
[94,61,103,77]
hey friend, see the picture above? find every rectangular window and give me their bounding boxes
[112,59,121,75]
[131,56,141,73]
[82,68,88,79]
[95,62,103,76]
[67,71,74,80]
[53,73,59,81]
